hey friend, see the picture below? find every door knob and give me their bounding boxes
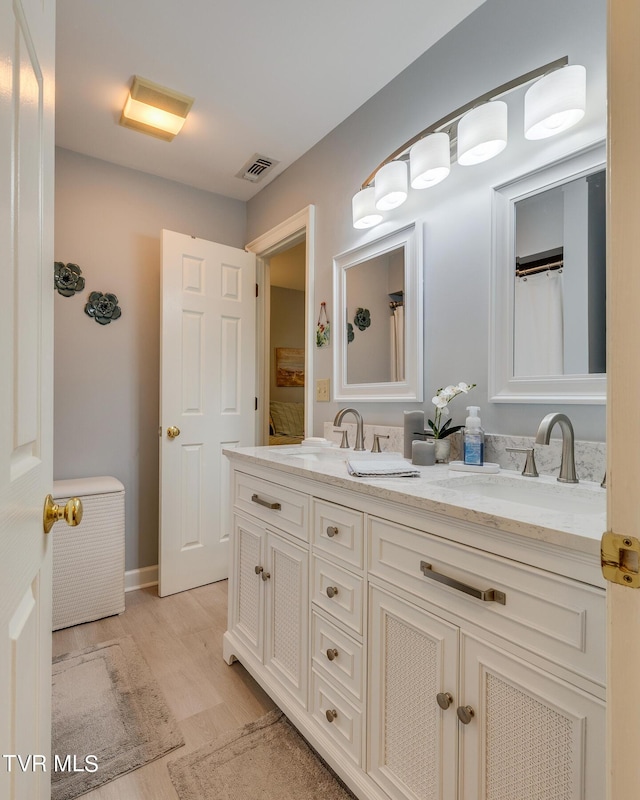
[326,648,339,661]
[326,586,339,598]
[325,709,338,723]
[436,692,454,710]
[167,426,181,439]
[43,495,83,534]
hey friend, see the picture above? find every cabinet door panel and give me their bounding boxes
[369,587,459,800]
[459,634,605,800]
[264,532,309,707]
[230,513,264,659]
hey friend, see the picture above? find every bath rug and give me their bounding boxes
[51,636,184,800]
[168,708,355,800]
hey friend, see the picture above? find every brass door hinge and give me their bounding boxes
[601,532,640,587]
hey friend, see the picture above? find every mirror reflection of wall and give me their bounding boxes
[345,246,404,385]
[513,168,606,378]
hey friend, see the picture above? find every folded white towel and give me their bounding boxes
[347,459,420,478]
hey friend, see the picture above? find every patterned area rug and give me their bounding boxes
[168,709,355,800]
[51,636,184,800]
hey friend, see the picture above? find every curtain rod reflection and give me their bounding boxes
[516,260,563,278]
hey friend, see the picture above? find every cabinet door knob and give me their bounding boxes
[456,705,475,725]
[254,565,263,575]
[326,525,339,538]
[326,586,339,598]
[436,692,453,710]
[261,571,271,581]
[326,648,339,661]
[325,709,338,723]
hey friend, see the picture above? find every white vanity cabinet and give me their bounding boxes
[226,471,309,708]
[223,455,606,800]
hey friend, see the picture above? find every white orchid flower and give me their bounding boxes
[457,382,472,393]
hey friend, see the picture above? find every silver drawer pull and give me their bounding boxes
[419,561,506,605]
[457,705,475,725]
[436,692,453,710]
[251,493,281,510]
[254,565,263,575]
[325,709,338,723]
[261,571,271,581]
[326,525,339,538]
[326,648,339,661]
[326,586,339,599]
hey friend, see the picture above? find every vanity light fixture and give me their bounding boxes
[374,160,408,210]
[410,132,450,188]
[457,101,508,166]
[120,76,194,142]
[524,64,586,140]
[352,56,587,229]
[352,186,384,229]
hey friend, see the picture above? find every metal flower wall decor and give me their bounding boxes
[54,262,85,297]
[353,307,371,331]
[84,291,122,325]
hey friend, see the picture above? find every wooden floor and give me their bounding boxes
[52,580,276,799]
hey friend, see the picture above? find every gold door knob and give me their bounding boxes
[43,495,83,534]
[167,426,181,439]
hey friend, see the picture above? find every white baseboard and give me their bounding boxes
[125,565,158,592]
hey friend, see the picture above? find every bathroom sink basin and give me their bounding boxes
[432,474,605,515]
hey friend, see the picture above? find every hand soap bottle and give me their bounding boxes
[463,406,484,466]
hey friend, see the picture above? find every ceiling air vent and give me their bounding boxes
[235,154,280,183]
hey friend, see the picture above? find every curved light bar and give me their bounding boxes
[524,64,586,140]
[410,132,450,189]
[457,101,508,166]
[352,187,383,229]
[374,160,408,210]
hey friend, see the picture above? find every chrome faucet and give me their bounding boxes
[333,407,365,451]
[534,412,578,483]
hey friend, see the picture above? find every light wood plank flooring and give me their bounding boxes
[52,580,276,799]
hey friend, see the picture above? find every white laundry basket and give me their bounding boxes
[52,476,125,631]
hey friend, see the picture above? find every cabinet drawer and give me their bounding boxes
[312,611,363,703]
[311,671,362,766]
[234,471,308,541]
[368,517,605,686]
[313,499,364,570]
[313,556,364,636]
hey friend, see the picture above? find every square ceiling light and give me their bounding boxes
[120,76,194,141]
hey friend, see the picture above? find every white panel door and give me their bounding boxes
[160,230,256,596]
[0,0,55,797]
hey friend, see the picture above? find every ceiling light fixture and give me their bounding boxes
[352,56,587,229]
[120,76,194,142]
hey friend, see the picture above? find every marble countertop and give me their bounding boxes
[224,445,606,557]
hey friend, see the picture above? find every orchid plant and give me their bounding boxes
[427,382,476,439]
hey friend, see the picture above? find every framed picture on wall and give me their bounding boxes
[275,348,305,387]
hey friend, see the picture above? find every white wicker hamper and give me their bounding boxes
[52,476,125,631]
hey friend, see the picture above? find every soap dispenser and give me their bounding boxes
[463,406,484,466]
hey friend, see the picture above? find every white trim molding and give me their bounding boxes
[125,565,158,592]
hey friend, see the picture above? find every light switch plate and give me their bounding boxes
[316,378,330,402]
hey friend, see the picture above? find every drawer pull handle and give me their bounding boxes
[325,709,338,723]
[326,525,339,538]
[457,705,475,725]
[326,586,339,599]
[261,571,271,581]
[254,565,263,575]
[251,493,281,510]
[419,561,506,605]
[436,692,454,710]
[326,648,339,661]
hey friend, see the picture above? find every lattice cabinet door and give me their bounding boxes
[264,531,309,708]
[368,586,459,800]
[229,513,265,661]
[458,633,605,800]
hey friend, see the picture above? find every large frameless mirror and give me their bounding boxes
[333,222,423,401]
[489,142,606,403]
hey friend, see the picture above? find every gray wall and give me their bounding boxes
[54,148,246,571]
[247,0,607,442]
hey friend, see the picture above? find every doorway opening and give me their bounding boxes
[246,206,315,446]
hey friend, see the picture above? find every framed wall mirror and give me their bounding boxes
[489,142,606,404]
[333,222,423,401]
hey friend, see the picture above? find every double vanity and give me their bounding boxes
[222,443,606,800]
